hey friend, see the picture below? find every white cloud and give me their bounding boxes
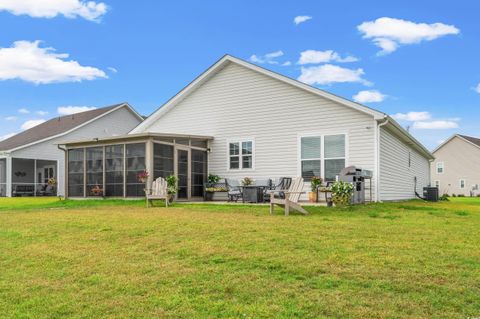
[0,132,16,141]
[21,119,46,130]
[5,116,17,121]
[18,108,29,114]
[108,67,118,73]
[298,64,371,86]
[282,61,292,66]
[353,90,386,103]
[57,106,96,115]
[392,111,431,121]
[0,0,108,22]
[358,17,460,55]
[298,50,358,65]
[36,110,49,116]
[250,50,284,65]
[475,83,480,94]
[0,40,107,84]
[413,120,459,130]
[294,15,312,25]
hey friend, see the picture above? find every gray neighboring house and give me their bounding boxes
[431,134,480,196]
[62,55,433,201]
[0,103,143,197]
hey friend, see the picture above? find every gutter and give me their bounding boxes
[376,115,389,202]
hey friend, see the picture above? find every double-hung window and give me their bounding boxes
[460,179,466,189]
[436,162,444,174]
[229,140,253,170]
[300,134,346,181]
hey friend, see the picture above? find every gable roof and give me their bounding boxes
[433,134,480,154]
[130,54,433,159]
[0,103,142,152]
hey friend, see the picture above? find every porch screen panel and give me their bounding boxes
[153,143,174,179]
[0,158,6,197]
[68,149,84,196]
[191,150,207,197]
[105,145,124,197]
[86,147,104,197]
[126,143,146,197]
[12,158,35,197]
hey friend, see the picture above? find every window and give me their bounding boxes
[228,140,253,169]
[300,134,346,181]
[460,179,466,189]
[436,162,444,174]
[301,136,321,181]
[324,135,346,181]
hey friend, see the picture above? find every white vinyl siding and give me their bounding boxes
[379,127,430,201]
[141,62,377,200]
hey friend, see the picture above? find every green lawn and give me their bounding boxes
[0,198,479,318]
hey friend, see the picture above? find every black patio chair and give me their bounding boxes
[225,178,243,202]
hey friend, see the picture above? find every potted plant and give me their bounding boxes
[166,175,178,203]
[330,181,354,207]
[205,186,228,201]
[241,177,253,186]
[205,174,221,201]
[308,176,322,202]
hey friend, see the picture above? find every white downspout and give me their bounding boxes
[376,116,389,202]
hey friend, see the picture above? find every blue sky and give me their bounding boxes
[0,0,478,149]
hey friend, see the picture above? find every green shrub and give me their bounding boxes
[207,174,221,184]
[331,181,354,207]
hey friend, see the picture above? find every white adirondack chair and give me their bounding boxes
[146,177,169,208]
[269,177,308,216]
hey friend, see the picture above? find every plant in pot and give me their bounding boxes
[205,174,221,201]
[308,176,322,202]
[330,181,354,207]
[241,177,253,186]
[166,175,178,203]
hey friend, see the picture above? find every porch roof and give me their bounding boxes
[59,132,214,147]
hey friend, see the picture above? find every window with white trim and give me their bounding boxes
[300,134,346,181]
[436,162,444,174]
[229,140,253,169]
[460,179,466,189]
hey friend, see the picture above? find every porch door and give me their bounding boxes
[176,149,189,200]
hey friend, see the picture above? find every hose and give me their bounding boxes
[414,176,426,201]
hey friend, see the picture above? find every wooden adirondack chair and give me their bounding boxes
[269,177,308,216]
[146,177,169,208]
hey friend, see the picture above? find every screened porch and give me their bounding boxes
[65,133,211,200]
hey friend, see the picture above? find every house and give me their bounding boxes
[431,134,480,196]
[61,55,433,201]
[0,103,143,197]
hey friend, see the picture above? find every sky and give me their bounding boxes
[0,0,478,149]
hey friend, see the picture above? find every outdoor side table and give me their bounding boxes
[242,186,264,203]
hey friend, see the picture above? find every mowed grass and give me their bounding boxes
[0,198,479,318]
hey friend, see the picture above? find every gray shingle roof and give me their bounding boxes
[459,134,480,148]
[0,104,124,151]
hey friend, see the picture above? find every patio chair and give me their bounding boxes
[265,177,292,201]
[270,177,308,216]
[225,178,242,202]
[146,177,169,208]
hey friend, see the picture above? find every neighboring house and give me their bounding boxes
[0,103,143,197]
[431,134,480,196]
[61,55,433,201]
